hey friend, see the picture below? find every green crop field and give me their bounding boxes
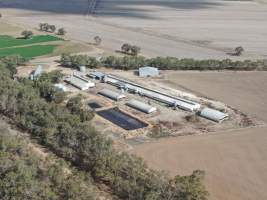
[0,35,61,48]
[0,45,57,58]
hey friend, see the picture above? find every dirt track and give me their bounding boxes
[1,0,267,59]
[134,71,267,200]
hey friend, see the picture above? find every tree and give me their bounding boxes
[57,28,66,36]
[233,46,244,56]
[121,43,131,54]
[21,30,33,39]
[131,45,141,56]
[94,36,102,46]
[49,25,56,33]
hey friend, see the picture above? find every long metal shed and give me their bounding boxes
[105,75,200,111]
[126,99,157,114]
[66,76,95,90]
[98,89,126,101]
[200,108,229,122]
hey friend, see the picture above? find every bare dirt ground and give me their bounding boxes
[133,71,267,200]
[1,0,267,59]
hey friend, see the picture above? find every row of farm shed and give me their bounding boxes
[93,73,228,123]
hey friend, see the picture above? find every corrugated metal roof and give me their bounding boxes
[54,83,67,92]
[66,76,95,90]
[33,65,42,77]
[127,99,157,113]
[139,66,159,77]
[98,89,126,101]
[106,75,200,111]
[89,71,105,79]
[200,108,228,122]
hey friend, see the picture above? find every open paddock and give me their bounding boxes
[133,71,267,200]
[1,0,267,59]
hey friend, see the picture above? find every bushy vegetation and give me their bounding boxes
[0,56,208,199]
[0,128,99,200]
[60,53,98,69]
[60,54,267,71]
[102,56,267,71]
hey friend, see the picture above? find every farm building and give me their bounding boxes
[139,66,159,77]
[79,66,86,72]
[98,89,126,101]
[127,99,157,114]
[88,71,105,80]
[29,65,42,80]
[54,83,68,92]
[200,108,229,123]
[66,75,95,90]
[104,75,200,112]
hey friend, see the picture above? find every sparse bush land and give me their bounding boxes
[0,56,208,200]
[59,54,267,71]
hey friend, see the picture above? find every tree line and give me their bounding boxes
[0,56,208,200]
[59,54,267,71]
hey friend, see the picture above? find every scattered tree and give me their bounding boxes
[57,28,66,36]
[233,46,244,56]
[121,43,131,54]
[49,25,56,33]
[21,30,33,39]
[131,45,141,56]
[94,36,102,46]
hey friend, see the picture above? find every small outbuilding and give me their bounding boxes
[89,71,105,80]
[79,66,86,72]
[138,66,159,77]
[98,89,126,101]
[54,83,68,92]
[126,99,157,114]
[200,108,229,123]
[30,65,43,80]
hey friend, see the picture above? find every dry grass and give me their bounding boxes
[0,21,22,34]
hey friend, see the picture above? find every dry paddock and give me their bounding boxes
[133,71,267,200]
[1,0,267,59]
